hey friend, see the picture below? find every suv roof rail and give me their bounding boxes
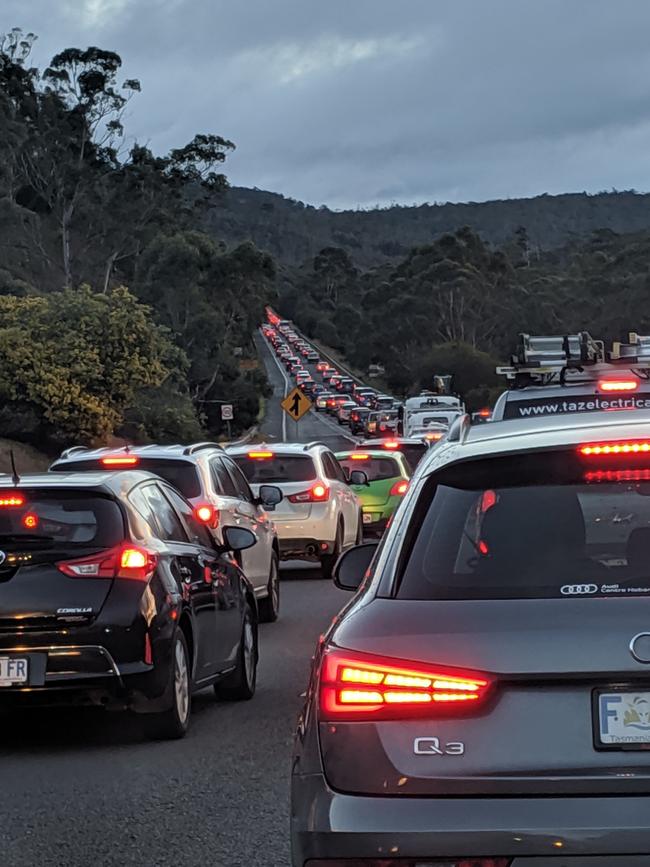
[303,441,329,451]
[447,414,471,444]
[183,442,224,456]
[59,445,90,460]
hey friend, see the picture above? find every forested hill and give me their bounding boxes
[207,187,650,267]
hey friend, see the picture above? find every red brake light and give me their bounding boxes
[101,455,139,466]
[383,440,399,449]
[350,453,369,460]
[389,480,409,496]
[248,451,273,459]
[320,648,492,720]
[425,431,444,441]
[288,483,330,503]
[598,379,639,392]
[0,495,25,507]
[195,504,219,528]
[22,512,38,530]
[579,441,650,456]
[57,544,157,581]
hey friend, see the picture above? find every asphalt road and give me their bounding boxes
[254,330,354,451]
[0,331,358,867]
[0,572,345,867]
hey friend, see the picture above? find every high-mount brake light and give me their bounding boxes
[598,379,639,392]
[101,455,139,466]
[389,480,409,496]
[350,453,369,460]
[195,504,219,528]
[288,483,330,503]
[248,451,273,459]
[579,441,650,456]
[0,495,25,507]
[57,544,157,581]
[383,440,399,450]
[425,431,444,441]
[320,648,492,719]
[478,408,492,417]
[585,469,650,483]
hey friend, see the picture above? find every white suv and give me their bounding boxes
[50,443,283,622]
[227,442,363,578]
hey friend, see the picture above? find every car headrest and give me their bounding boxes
[627,528,650,571]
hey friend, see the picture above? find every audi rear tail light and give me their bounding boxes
[100,455,139,466]
[288,483,330,503]
[194,504,219,528]
[389,480,409,496]
[598,378,639,392]
[0,494,25,507]
[320,648,492,720]
[579,440,650,456]
[57,544,157,582]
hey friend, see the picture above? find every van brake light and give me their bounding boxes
[598,379,639,392]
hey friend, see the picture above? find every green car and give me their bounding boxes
[335,449,411,538]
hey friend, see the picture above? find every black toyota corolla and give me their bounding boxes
[0,471,260,739]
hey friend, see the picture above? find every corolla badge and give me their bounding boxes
[0,550,6,566]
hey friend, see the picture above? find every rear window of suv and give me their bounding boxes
[52,458,201,499]
[338,456,401,482]
[396,452,650,601]
[0,491,124,549]
[233,455,317,484]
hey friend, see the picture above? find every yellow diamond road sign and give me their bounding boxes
[281,387,312,422]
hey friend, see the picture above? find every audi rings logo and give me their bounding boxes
[561,583,598,596]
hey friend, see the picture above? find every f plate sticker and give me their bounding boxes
[414,737,465,756]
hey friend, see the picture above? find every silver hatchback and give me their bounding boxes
[291,410,650,866]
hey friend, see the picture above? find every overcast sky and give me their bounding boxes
[4,0,650,209]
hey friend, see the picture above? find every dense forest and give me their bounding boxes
[280,226,650,410]
[0,28,276,450]
[3,28,650,445]
[208,185,650,267]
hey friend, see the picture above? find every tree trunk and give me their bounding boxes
[103,251,118,294]
[61,202,75,287]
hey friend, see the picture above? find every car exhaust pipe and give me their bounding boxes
[306,544,318,557]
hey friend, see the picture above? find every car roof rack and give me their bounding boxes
[183,442,223,455]
[497,332,650,388]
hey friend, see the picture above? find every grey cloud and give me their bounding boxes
[3,0,650,207]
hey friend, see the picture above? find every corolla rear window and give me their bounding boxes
[337,456,401,482]
[0,491,123,549]
[233,455,317,484]
[397,453,650,600]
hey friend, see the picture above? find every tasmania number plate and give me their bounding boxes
[0,656,29,686]
[597,690,650,747]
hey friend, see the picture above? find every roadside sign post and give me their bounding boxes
[221,403,234,441]
[281,387,312,440]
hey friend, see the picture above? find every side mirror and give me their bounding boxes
[222,526,257,552]
[349,469,369,487]
[258,484,283,508]
[333,542,379,591]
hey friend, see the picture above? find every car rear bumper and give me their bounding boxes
[0,644,168,711]
[291,772,650,866]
